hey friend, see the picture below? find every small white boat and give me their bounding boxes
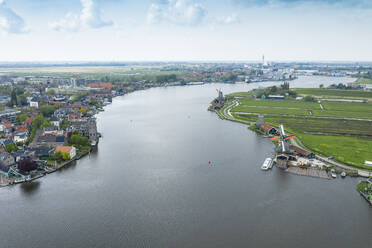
[261,158,273,171]
[340,171,346,178]
[331,169,337,178]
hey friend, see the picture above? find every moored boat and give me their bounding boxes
[331,169,337,178]
[261,158,273,171]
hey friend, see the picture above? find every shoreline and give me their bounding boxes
[210,98,372,178]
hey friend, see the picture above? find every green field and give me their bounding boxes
[359,78,372,84]
[297,134,372,170]
[295,88,372,99]
[233,106,310,116]
[234,114,372,137]
[231,98,372,120]
[238,99,320,109]
[222,90,372,170]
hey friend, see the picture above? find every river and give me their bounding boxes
[0,76,371,248]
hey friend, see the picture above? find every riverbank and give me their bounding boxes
[357,180,372,205]
[210,88,372,178]
[2,78,371,248]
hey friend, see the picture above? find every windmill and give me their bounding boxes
[270,124,296,153]
[216,88,224,102]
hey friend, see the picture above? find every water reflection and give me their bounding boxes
[56,161,77,173]
[20,181,41,195]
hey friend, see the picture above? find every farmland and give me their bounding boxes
[295,88,372,99]
[218,89,372,170]
[231,98,372,120]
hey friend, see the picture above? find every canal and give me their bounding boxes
[0,76,371,248]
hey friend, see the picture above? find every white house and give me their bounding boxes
[50,116,60,128]
[29,97,40,108]
[55,146,76,159]
[0,124,5,132]
[13,131,28,143]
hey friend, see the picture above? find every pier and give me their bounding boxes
[286,167,330,179]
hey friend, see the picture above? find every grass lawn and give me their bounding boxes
[227,92,254,97]
[232,97,372,120]
[238,99,321,109]
[295,88,372,99]
[232,106,310,116]
[296,133,372,170]
[311,109,372,119]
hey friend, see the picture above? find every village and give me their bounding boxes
[0,75,165,186]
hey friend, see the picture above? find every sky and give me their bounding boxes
[0,0,372,62]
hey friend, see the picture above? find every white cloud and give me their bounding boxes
[0,0,28,34]
[50,0,113,31]
[147,0,207,26]
[217,14,239,25]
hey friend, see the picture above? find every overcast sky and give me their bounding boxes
[1,0,372,61]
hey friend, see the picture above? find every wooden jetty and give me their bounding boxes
[286,167,330,179]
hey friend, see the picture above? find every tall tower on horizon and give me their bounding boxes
[262,54,268,67]
[71,78,77,89]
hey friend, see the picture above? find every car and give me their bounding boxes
[328,156,335,160]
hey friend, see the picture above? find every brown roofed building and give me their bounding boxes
[289,145,315,159]
[260,123,278,135]
[55,146,76,159]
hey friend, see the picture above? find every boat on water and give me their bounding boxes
[340,171,346,178]
[261,158,273,171]
[331,169,337,178]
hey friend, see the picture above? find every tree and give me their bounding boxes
[10,89,18,106]
[42,119,51,128]
[61,152,70,161]
[18,158,38,172]
[61,118,69,129]
[5,143,18,153]
[319,84,324,88]
[70,134,89,147]
[52,151,63,161]
[304,95,315,102]
[281,82,290,90]
[288,90,297,97]
[15,113,27,123]
[41,105,59,117]
[17,95,28,106]
[52,151,70,162]
[270,86,278,94]
[32,114,44,129]
[80,108,87,116]
[26,114,44,145]
[48,89,56,95]
[15,88,24,95]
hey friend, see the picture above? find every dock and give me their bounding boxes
[286,167,330,179]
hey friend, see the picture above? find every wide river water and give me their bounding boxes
[0,76,371,248]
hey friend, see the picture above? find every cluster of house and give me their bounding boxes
[0,91,107,182]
